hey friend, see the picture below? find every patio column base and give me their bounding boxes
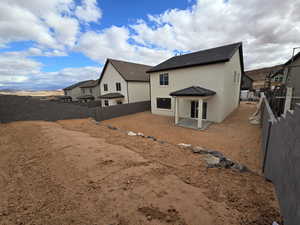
[197,99,203,128]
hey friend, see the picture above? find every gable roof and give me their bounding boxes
[148,42,243,73]
[245,65,283,81]
[170,86,216,97]
[63,80,94,90]
[98,59,152,84]
[80,79,99,88]
[284,51,300,66]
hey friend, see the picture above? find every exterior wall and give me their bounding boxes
[150,50,242,123]
[127,82,150,103]
[80,85,100,98]
[286,57,300,107]
[150,63,226,122]
[222,50,242,120]
[99,62,128,106]
[65,86,82,101]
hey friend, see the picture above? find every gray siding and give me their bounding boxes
[261,95,300,225]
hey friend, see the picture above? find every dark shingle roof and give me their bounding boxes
[63,80,94,90]
[245,65,283,81]
[170,86,216,97]
[99,93,124,99]
[80,79,99,88]
[148,42,243,73]
[98,59,152,83]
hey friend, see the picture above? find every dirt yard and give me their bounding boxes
[0,104,280,225]
[102,102,261,173]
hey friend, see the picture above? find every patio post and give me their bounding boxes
[197,98,203,128]
[175,97,179,124]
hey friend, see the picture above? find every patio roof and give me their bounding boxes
[170,86,216,97]
[99,93,124,99]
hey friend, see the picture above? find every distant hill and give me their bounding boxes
[0,90,64,96]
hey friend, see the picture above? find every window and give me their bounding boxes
[159,73,169,86]
[156,98,171,109]
[104,100,109,106]
[82,89,85,94]
[89,88,93,94]
[116,82,121,91]
[104,84,108,91]
[117,101,122,104]
[234,71,237,83]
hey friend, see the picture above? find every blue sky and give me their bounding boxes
[0,0,299,90]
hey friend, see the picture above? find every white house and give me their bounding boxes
[63,80,95,101]
[98,58,152,107]
[147,42,244,129]
[77,80,100,102]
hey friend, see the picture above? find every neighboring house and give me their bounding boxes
[241,74,253,90]
[77,79,100,102]
[98,58,152,107]
[63,80,94,101]
[281,51,300,108]
[245,65,283,90]
[147,42,244,129]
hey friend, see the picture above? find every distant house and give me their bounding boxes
[63,80,95,101]
[245,65,283,90]
[147,42,244,129]
[281,51,300,109]
[98,59,152,107]
[77,80,99,102]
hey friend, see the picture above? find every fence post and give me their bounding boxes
[262,120,272,175]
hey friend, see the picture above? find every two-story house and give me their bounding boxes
[98,58,152,107]
[147,42,244,129]
[77,79,100,102]
[63,80,95,101]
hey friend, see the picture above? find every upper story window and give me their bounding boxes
[82,88,85,94]
[234,71,237,83]
[159,73,169,86]
[116,82,121,91]
[89,88,93,94]
[104,83,108,91]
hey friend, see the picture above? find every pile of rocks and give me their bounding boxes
[179,144,250,173]
[105,124,249,173]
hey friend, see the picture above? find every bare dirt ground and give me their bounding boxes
[0,107,280,225]
[102,102,261,173]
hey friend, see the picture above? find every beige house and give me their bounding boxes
[98,59,152,107]
[63,80,95,101]
[147,42,244,129]
[77,80,100,102]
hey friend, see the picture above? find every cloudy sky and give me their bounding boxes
[0,0,299,90]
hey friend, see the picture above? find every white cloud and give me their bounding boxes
[0,52,100,90]
[76,26,173,65]
[130,0,300,69]
[75,0,102,23]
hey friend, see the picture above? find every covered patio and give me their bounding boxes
[170,86,216,130]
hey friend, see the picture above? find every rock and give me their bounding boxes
[147,136,157,141]
[158,140,165,144]
[178,143,192,148]
[204,155,220,167]
[218,159,234,168]
[127,131,137,136]
[146,215,152,221]
[107,125,117,130]
[209,151,225,160]
[192,146,207,154]
[137,132,144,137]
[231,163,249,172]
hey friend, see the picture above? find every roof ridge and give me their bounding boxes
[109,58,153,67]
